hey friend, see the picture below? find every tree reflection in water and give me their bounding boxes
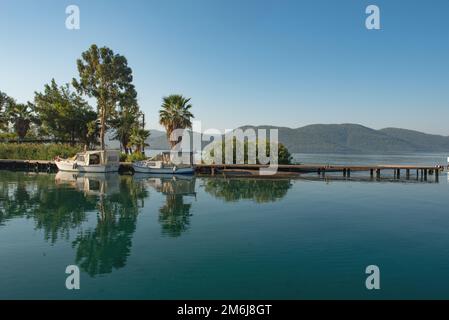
[0,172,37,223]
[69,174,148,276]
[0,172,292,276]
[159,194,192,237]
[0,172,147,276]
[203,178,292,203]
[0,172,97,243]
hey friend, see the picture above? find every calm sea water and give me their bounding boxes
[292,152,449,166]
[0,153,449,299]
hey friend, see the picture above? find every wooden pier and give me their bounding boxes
[195,164,445,181]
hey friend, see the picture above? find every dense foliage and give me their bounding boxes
[34,79,98,148]
[73,44,139,150]
[0,143,83,160]
[0,91,14,131]
[204,138,292,165]
[0,44,151,159]
[120,151,147,162]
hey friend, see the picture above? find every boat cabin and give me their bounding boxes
[74,150,120,166]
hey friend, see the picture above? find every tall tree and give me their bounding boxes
[159,95,194,148]
[0,91,13,131]
[110,92,139,154]
[34,79,98,148]
[7,102,36,141]
[72,44,136,149]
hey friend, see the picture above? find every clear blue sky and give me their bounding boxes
[1,0,448,134]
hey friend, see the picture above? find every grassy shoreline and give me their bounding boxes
[0,143,83,161]
[0,143,148,163]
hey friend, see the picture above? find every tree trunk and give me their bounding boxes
[71,130,75,146]
[100,105,106,150]
[16,120,24,142]
[169,135,182,149]
[122,138,129,154]
[167,129,177,149]
[141,114,145,154]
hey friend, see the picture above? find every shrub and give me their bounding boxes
[204,139,293,165]
[120,151,147,162]
[120,152,128,162]
[0,143,83,160]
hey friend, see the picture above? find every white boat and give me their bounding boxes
[133,160,194,174]
[55,150,120,173]
[132,151,194,175]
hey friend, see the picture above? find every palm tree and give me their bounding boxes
[8,102,36,141]
[159,95,194,148]
[129,126,150,153]
[111,104,140,154]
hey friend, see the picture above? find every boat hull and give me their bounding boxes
[55,161,119,173]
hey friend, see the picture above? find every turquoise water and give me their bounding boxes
[0,155,449,299]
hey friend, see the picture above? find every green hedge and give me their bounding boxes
[0,143,83,160]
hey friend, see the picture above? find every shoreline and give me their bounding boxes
[0,158,445,181]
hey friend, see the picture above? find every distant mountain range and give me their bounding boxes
[146,124,449,154]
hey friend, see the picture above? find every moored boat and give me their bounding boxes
[55,150,120,173]
[132,151,194,175]
[132,160,194,174]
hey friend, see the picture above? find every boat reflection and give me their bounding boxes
[134,174,196,237]
[133,173,196,195]
[55,171,121,196]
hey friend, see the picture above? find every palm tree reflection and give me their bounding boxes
[136,174,196,237]
[159,194,192,237]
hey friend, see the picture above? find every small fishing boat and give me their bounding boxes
[132,151,194,175]
[55,149,120,173]
[133,160,194,174]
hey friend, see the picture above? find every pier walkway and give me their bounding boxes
[195,163,445,181]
